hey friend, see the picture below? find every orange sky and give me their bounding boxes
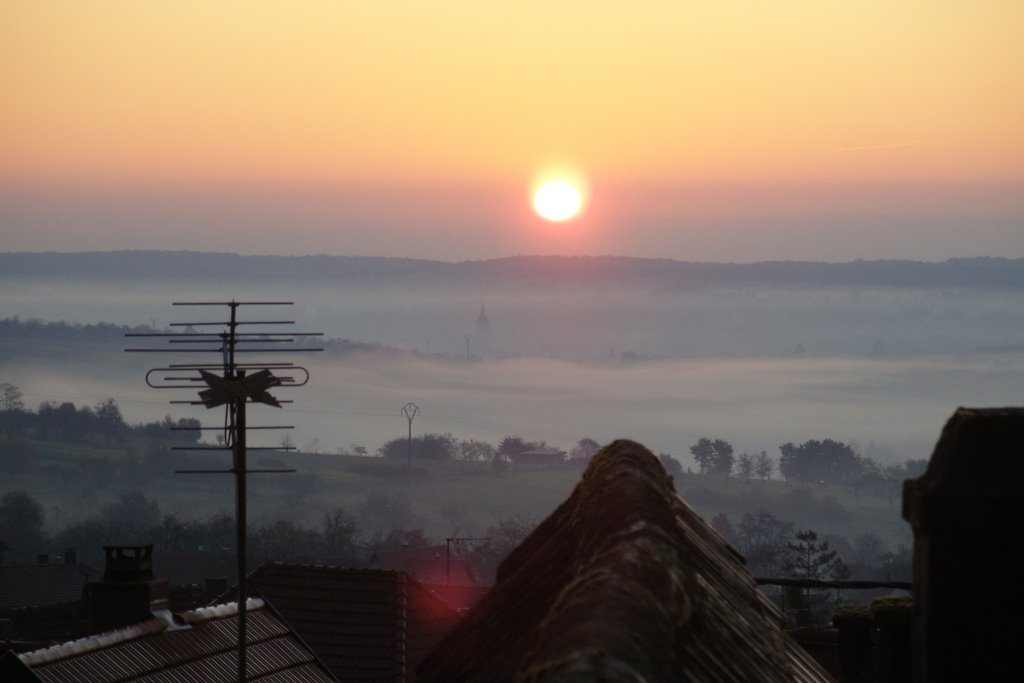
[1,2,1022,259]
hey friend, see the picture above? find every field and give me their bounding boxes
[6,436,913,556]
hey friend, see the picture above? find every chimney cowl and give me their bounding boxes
[102,544,155,582]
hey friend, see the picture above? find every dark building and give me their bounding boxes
[221,562,460,682]
[903,407,1024,682]
[509,447,567,467]
[0,552,97,652]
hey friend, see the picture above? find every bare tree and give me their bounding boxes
[0,382,24,412]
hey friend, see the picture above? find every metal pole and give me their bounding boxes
[235,386,247,681]
[228,301,247,683]
[402,403,419,468]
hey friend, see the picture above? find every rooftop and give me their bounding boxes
[6,598,335,682]
[0,562,98,612]
[223,562,461,682]
[418,439,833,682]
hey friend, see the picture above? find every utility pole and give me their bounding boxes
[402,402,419,468]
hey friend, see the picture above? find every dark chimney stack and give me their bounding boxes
[64,548,77,564]
[37,554,49,565]
[85,544,169,633]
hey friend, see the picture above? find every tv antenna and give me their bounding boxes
[126,300,321,682]
[445,536,490,585]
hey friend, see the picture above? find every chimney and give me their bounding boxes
[903,408,1024,682]
[85,544,169,633]
[37,554,49,565]
[64,548,77,564]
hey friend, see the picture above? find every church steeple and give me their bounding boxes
[475,304,491,359]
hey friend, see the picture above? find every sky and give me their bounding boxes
[2,1,1022,261]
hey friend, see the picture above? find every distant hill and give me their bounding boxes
[2,251,1024,289]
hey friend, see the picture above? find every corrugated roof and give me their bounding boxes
[16,598,336,682]
[417,439,835,682]
[223,563,461,682]
[0,563,98,611]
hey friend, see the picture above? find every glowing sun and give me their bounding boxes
[532,180,583,222]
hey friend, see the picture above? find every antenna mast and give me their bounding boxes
[127,300,321,682]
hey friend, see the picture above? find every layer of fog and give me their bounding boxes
[5,274,1024,467]
[7,349,1022,467]
[5,278,1024,360]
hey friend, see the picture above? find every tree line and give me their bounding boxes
[0,488,533,586]
[688,435,927,501]
[0,386,199,452]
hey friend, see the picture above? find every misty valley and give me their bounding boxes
[3,253,1023,593]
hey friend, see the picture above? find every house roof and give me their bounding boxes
[0,563,98,611]
[9,598,336,682]
[417,439,833,682]
[222,562,461,682]
[515,448,566,457]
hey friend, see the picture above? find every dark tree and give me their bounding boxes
[379,432,459,460]
[457,439,495,462]
[153,513,196,552]
[710,439,734,477]
[737,510,793,576]
[659,453,683,478]
[850,532,886,568]
[902,458,929,478]
[878,544,913,582]
[690,437,734,476]
[755,450,773,480]
[55,519,109,568]
[0,382,24,412]
[784,530,838,580]
[737,452,755,480]
[0,490,46,558]
[497,435,542,457]
[778,439,861,485]
[689,437,715,475]
[101,491,162,540]
[570,437,601,461]
[783,529,843,626]
[94,397,128,443]
[322,507,360,553]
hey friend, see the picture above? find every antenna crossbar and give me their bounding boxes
[173,300,294,306]
[171,425,294,431]
[176,468,297,474]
